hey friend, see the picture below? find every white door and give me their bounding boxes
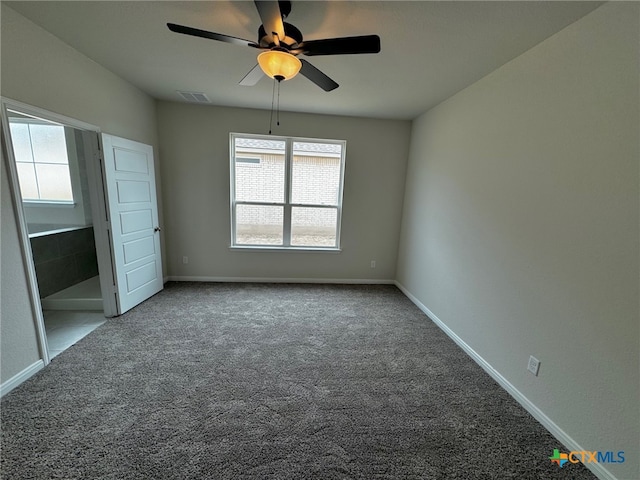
[101,134,163,314]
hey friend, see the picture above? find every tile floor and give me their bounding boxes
[43,310,106,358]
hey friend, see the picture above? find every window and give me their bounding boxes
[8,116,74,203]
[230,133,346,249]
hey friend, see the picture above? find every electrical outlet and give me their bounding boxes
[370,260,376,268]
[182,256,188,264]
[528,355,540,376]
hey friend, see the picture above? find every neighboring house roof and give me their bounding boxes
[235,138,342,155]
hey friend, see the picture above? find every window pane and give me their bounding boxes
[236,204,283,245]
[291,207,337,247]
[235,138,285,203]
[16,163,39,199]
[9,123,34,162]
[30,124,68,164]
[35,164,73,201]
[291,142,342,205]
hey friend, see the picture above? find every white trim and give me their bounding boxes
[284,137,293,247]
[229,132,346,250]
[394,281,619,480]
[84,131,118,317]
[23,200,76,207]
[228,134,235,247]
[3,98,99,131]
[167,276,395,285]
[0,360,44,397]
[28,226,88,238]
[229,246,341,253]
[1,100,51,366]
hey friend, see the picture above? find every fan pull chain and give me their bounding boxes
[277,79,281,126]
[268,78,284,134]
[268,77,277,134]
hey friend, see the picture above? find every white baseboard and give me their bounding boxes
[394,280,619,480]
[167,276,395,285]
[1,360,44,397]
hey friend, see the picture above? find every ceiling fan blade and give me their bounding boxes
[167,23,259,48]
[239,64,265,86]
[298,35,381,56]
[254,1,285,43]
[299,60,339,92]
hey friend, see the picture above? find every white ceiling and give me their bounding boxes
[6,1,602,120]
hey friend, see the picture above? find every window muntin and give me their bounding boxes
[8,118,74,203]
[231,134,345,249]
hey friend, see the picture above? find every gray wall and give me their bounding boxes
[2,3,638,478]
[157,102,411,281]
[396,3,639,478]
[0,4,161,384]
[1,153,41,383]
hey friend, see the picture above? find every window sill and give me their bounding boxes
[23,200,76,208]
[28,225,90,239]
[230,246,341,253]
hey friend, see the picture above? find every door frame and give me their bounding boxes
[0,97,118,366]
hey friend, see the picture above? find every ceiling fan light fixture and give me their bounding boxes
[258,50,302,81]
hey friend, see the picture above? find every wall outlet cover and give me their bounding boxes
[528,355,540,376]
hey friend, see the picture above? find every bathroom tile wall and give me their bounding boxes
[30,227,98,298]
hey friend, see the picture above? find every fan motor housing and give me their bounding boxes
[258,22,303,49]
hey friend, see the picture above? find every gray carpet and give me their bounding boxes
[1,283,596,479]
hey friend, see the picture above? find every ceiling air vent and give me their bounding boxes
[177,91,210,103]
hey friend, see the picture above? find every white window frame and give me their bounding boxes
[229,133,346,251]
[8,115,78,206]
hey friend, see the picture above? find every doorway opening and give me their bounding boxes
[1,100,112,362]
[2,98,163,367]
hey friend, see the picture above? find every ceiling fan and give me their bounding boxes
[167,0,381,92]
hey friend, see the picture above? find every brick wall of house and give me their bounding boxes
[235,154,341,229]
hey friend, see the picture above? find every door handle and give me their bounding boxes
[154,226,161,232]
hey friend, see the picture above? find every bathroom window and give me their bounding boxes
[8,117,74,203]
